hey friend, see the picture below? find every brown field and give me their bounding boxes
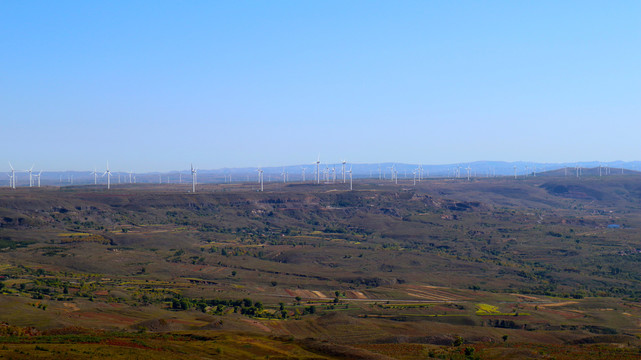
[2,175,641,358]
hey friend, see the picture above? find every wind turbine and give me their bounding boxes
[282,168,287,183]
[301,167,306,182]
[34,170,42,187]
[90,168,99,185]
[8,162,16,189]
[191,164,197,193]
[348,166,353,190]
[102,162,113,189]
[341,160,347,183]
[316,156,321,184]
[25,165,34,187]
[257,168,264,192]
[466,166,471,181]
[513,165,517,179]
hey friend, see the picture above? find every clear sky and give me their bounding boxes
[2,1,639,172]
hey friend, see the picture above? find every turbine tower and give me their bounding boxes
[26,165,34,187]
[257,168,264,192]
[341,160,347,183]
[348,166,353,191]
[191,163,197,193]
[316,156,320,184]
[102,162,113,189]
[301,167,306,182]
[90,168,98,185]
[35,170,43,187]
[8,162,16,189]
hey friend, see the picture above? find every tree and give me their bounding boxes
[502,334,509,342]
[452,336,464,347]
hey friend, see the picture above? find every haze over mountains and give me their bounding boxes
[4,160,640,187]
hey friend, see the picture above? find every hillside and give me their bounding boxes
[1,176,641,358]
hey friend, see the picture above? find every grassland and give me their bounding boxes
[1,175,641,358]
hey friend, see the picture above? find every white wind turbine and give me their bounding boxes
[257,168,264,192]
[102,162,113,189]
[348,166,353,190]
[389,165,398,184]
[301,167,306,182]
[513,165,517,179]
[90,168,99,185]
[316,156,321,184]
[341,160,347,183]
[25,165,34,187]
[8,162,16,189]
[191,163,197,193]
[466,165,471,181]
[34,170,43,187]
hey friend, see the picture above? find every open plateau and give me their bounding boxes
[2,171,641,359]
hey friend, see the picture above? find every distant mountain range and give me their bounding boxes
[4,161,641,187]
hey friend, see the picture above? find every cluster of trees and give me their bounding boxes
[167,296,323,319]
[169,297,265,316]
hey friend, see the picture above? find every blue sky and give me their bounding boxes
[2,1,639,172]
